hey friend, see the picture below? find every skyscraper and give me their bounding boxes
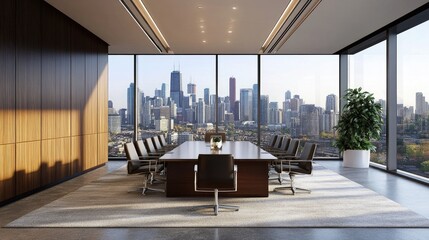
[252,84,258,122]
[285,90,292,101]
[196,98,205,124]
[300,104,319,137]
[229,77,236,113]
[170,70,183,108]
[325,94,338,113]
[260,95,269,125]
[416,92,427,115]
[187,82,196,94]
[240,88,253,121]
[127,83,135,125]
[161,83,166,104]
[204,88,210,105]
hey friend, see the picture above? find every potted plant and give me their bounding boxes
[334,87,383,168]
[210,136,223,150]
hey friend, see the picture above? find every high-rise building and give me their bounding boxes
[108,100,113,108]
[196,98,205,124]
[416,92,427,115]
[161,83,166,103]
[187,82,196,94]
[204,88,210,105]
[240,88,253,121]
[127,83,135,125]
[252,84,258,122]
[229,77,236,113]
[118,108,127,125]
[285,90,292,100]
[325,94,338,113]
[260,95,269,125]
[300,104,319,137]
[268,102,279,124]
[170,70,183,108]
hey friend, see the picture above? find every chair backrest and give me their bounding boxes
[159,134,168,146]
[152,136,163,150]
[297,143,317,173]
[273,135,283,149]
[145,138,157,153]
[196,154,235,190]
[134,140,150,157]
[267,135,278,147]
[204,132,226,142]
[279,137,291,151]
[124,142,141,174]
[285,139,300,156]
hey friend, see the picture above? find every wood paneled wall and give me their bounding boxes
[0,0,108,204]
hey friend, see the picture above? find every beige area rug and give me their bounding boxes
[6,165,429,228]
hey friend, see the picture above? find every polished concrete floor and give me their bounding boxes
[0,160,428,240]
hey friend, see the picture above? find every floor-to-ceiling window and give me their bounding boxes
[136,55,216,144]
[218,55,258,143]
[261,55,339,157]
[349,41,388,165]
[397,19,429,178]
[108,55,135,157]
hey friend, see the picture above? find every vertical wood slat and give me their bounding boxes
[0,144,16,202]
[43,137,71,186]
[16,141,41,195]
[0,0,16,145]
[98,133,108,165]
[98,43,108,133]
[16,0,42,143]
[84,36,98,135]
[83,134,98,170]
[41,139,55,186]
[71,136,83,175]
[56,137,71,179]
[41,4,56,140]
[56,9,71,138]
[71,23,86,137]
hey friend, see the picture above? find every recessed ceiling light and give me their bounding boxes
[202,40,206,43]
[228,30,233,34]
[200,25,204,28]
[197,6,203,9]
[200,19,205,23]
[201,30,205,33]
[232,7,237,10]
[226,40,231,43]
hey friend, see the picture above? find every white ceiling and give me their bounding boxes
[45,0,429,54]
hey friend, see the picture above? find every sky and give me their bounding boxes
[108,20,429,111]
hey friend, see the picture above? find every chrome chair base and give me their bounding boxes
[193,189,239,216]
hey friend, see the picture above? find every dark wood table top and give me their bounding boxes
[160,141,277,162]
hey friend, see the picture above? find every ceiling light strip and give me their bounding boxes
[119,0,163,53]
[133,0,171,53]
[260,0,300,53]
[273,0,322,53]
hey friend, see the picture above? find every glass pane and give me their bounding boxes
[349,41,387,165]
[261,55,339,157]
[218,55,258,143]
[108,55,135,157]
[397,20,429,178]
[137,55,216,144]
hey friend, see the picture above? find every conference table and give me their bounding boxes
[159,141,277,197]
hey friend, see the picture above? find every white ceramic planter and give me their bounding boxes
[343,150,370,168]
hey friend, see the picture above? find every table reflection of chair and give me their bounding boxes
[194,154,239,215]
[204,132,226,142]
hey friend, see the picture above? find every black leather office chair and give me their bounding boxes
[124,142,164,195]
[194,154,239,216]
[273,142,317,195]
[271,139,300,158]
